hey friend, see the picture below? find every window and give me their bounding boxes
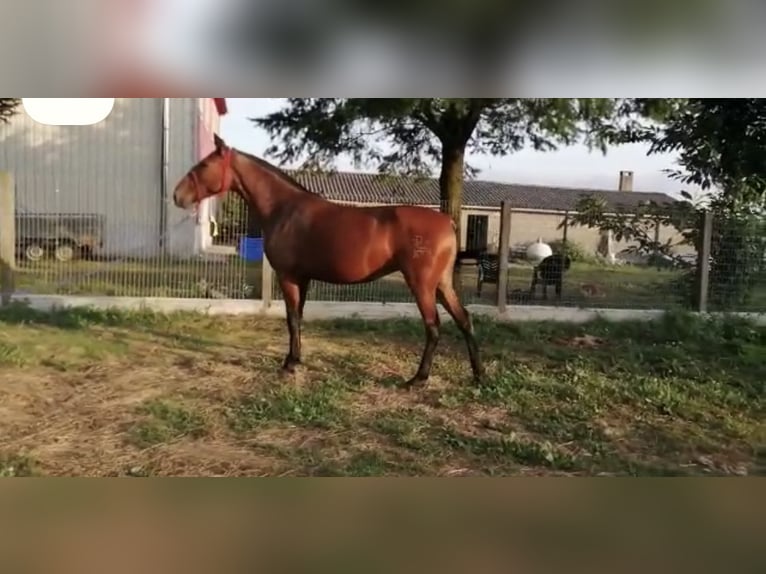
[466,214,489,254]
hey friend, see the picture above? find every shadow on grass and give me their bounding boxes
[0,301,166,330]
[0,302,238,359]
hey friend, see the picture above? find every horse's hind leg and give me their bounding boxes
[403,283,441,389]
[437,279,485,384]
[298,280,310,319]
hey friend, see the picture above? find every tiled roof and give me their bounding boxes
[286,169,676,213]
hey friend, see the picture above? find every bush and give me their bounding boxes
[215,194,248,246]
[547,240,594,263]
[707,212,766,309]
[663,209,765,310]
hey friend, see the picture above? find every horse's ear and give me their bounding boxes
[213,133,227,154]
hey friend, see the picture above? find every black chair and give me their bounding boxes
[530,253,571,300]
[476,252,510,298]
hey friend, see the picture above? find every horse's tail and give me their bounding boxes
[449,218,462,269]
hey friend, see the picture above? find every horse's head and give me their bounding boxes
[173,133,235,209]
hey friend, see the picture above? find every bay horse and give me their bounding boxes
[172,134,484,388]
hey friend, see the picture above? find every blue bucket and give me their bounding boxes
[238,237,264,262]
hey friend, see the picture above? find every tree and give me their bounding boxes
[0,98,21,124]
[568,99,766,310]
[619,98,766,208]
[252,98,633,246]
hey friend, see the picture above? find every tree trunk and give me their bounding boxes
[439,144,465,247]
[439,143,465,286]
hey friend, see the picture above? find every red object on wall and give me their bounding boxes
[198,98,227,160]
[212,98,228,115]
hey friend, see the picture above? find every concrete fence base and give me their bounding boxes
[7,294,766,326]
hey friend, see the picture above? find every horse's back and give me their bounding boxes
[305,200,454,248]
[372,204,454,235]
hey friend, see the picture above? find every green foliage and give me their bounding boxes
[569,99,766,310]
[254,99,631,177]
[567,193,766,310]
[604,99,766,208]
[252,99,645,238]
[707,209,766,310]
[566,193,699,267]
[0,98,20,123]
[129,400,208,448]
[566,194,699,307]
[227,381,349,432]
[547,239,592,263]
[643,99,766,207]
[215,193,248,245]
[0,453,37,477]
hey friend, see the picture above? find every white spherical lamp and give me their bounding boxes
[526,238,553,266]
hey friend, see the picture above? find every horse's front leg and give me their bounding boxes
[277,275,308,373]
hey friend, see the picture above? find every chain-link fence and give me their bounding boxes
[264,201,766,316]
[0,98,266,303]
[472,205,765,314]
[3,171,260,301]
[2,163,764,316]
[705,210,766,313]
[267,261,487,306]
[264,204,702,312]
[494,208,696,312]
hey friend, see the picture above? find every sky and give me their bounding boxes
[220,98,693,197]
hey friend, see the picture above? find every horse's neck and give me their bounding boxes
[234,154,302,223]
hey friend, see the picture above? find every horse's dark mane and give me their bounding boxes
[236,150,315,195]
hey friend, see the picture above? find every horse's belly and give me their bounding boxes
[310,244,395,283]
[313,258,395,284]
[273,212,402,282]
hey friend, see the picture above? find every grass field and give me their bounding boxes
[15,259,263,299]
[1,303,763,477]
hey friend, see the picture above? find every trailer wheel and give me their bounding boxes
[24,243,46,262]
[54,243,76,263]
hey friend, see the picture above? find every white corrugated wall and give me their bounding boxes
[0,98,203,258]
[164,98,199,257]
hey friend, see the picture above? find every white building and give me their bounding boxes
[0,98,227,258]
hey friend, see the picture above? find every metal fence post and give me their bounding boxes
[261,253,273,311]
[695,210,714,312]
[497,201,512,313]
[0,171,16,307]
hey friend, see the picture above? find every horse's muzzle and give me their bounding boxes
[172,184,192,210]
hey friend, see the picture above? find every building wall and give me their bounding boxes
[314,198,697,261]
[1,98,161,256]
[0,98,205,259]
[164,98,203,257]
[460,207,694,258]
[193,97,223,253]
[163,97,226,257]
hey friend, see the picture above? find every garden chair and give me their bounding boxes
[476,252,512,298]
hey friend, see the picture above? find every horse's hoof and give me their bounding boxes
[402,376,428,390]
[280,360,301,376]
[472,370,487,386]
